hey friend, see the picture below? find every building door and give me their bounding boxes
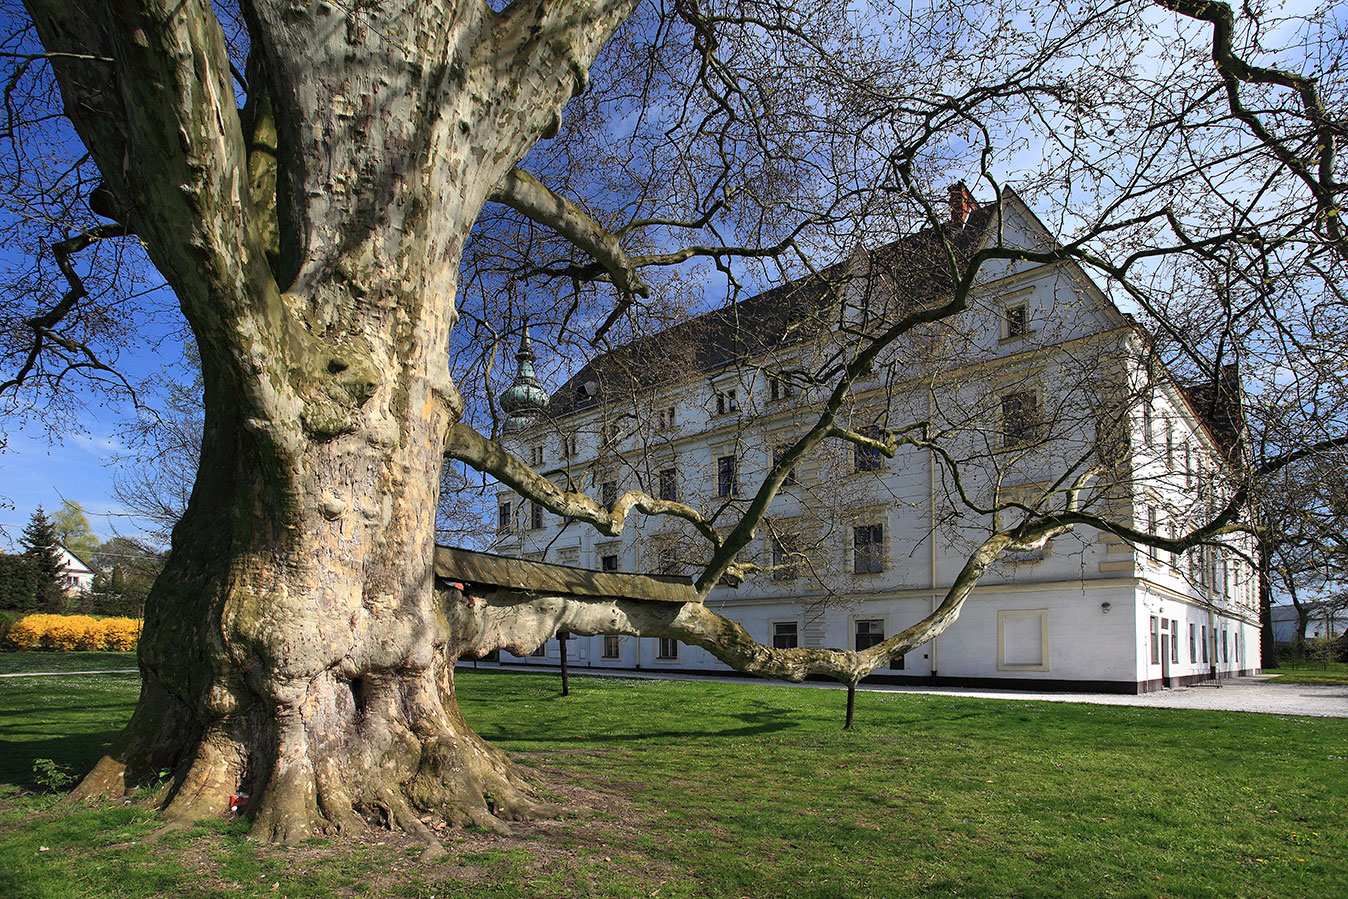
[1160,619,1172,687]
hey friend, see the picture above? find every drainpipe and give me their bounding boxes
[929,404,940,682]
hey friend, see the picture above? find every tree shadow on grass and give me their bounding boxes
[0,730,121,789]
[473,703,798,746]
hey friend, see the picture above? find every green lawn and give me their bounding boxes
[1265,659,1348,685]
[0,651,137,675]
[2,663,1346,898]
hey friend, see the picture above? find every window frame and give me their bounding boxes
[773,444,800,486]
[1002,303,1028,340]
[658,467,678,502]
[717,454,738,497]
[853,425,885,472]
[771,620,800,650]
[655,637,680,661]
[714,388,739,416]
[1000,389,1041,449]
[852,522,886,574]
[602,635,621,660]
[770,532,799,581]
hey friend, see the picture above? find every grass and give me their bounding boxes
[1,659,1346,898]
[0,651,137,675]
[1264,658,1348,685]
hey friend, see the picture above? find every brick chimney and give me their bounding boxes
[948,181,978,229]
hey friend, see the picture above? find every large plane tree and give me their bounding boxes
[4,0,1344,852]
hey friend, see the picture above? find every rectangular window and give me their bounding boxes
[530,445,544,466]
[1222,630,1228,663]
[659,468,678,502]
[769,377,794,402]
[1165,420,1175,468]
[1004,303,1028,338]
[771,534,799,581]
[854,425,884,472]
[717,455,737,497]
[1170,619,1179,664]
[855,618,885,651]
[601,554,619,573]
[1142,403,1153,444]
[715,389,739,415]
[653,536,681,575]
[773,444,799,485]
[528,502,544,530]
[602,635,621,659]
[1149,615,1160,665]
[497,501,512,532]
[657,405,676,429]
[656,637,679,660]
[1001,391,1040,448]
[1201,625,1209,663]
[1189,623,1196,663]
[601,480,617,508]
[560,434,577,459]
[530,642,547,658]
[1147,506,1160,561]
[853,524,885,574]
[772,621,799,649]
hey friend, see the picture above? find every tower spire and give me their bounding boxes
[500,324,549,431]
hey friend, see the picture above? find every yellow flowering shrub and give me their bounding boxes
[100,618,142,651]
[3,613,141,651]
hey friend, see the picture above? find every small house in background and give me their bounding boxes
[56,544,95,595]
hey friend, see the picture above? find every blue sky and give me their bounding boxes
[0,420,136,550]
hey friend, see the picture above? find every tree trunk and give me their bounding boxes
[34,0,637,848]
[1258,538,1277,669]
[70,282,557,847]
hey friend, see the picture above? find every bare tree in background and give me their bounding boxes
[0,0,1342,853]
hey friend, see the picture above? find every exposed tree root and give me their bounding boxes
[65,651,566,850]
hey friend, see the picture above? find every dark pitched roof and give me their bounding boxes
[1182,364,1245,460]
[546,204,998,418]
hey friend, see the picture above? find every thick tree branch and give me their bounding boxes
[489,167,651,298]
[445,421,720,547]
[446,518,1070,686]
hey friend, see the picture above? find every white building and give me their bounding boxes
[56,544,95,595]
[492,190,1261,693]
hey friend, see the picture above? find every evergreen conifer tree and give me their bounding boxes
[21,507,65,612]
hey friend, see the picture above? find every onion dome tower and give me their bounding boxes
[500,327,549,432]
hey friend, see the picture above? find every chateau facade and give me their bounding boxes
[491,191,1261,693]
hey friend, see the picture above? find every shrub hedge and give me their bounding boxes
[5,613,141,651]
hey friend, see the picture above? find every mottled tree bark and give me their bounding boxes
[29,0,635,846]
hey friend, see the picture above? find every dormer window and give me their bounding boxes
[715,389,739,416]
[1003,303,1028,340]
